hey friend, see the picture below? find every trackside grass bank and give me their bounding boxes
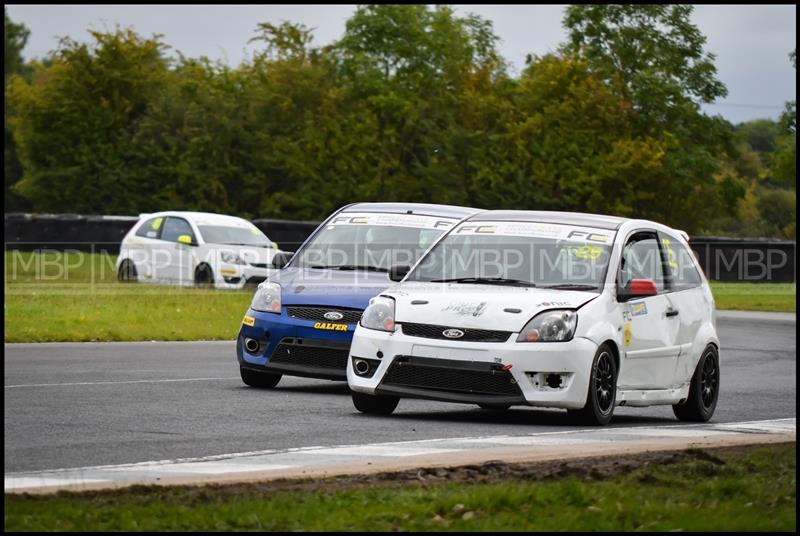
[710,281,796,312]
[3,251,796,342]
[4,443,795,531]
[4,251,252,342]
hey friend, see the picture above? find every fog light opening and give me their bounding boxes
[244,338,260,353]
[545,373,563,389]
[354,359,371,375]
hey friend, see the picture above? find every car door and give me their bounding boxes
[659,231,712,386]
[156,217,197,284]
[616,231,682,390]
[127,216,165,281]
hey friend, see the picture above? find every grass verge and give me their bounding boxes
[3,251,796,342]
[4,443,795,531]
[4,251,251,342]
[710,281,796,312]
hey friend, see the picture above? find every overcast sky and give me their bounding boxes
[6,4,796,124]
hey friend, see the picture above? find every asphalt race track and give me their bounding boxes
[4,312,796,478]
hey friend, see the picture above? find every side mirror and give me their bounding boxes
[389,264,411,282]
[177,234,196,246]
[272,251,294,269]
[619,278,658,301]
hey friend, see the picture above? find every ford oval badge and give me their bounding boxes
[323,311,344,321]
[442,328,465,339]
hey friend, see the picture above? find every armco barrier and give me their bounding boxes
[689,237,796,283]
[3,213,320,255]
[3,213,796,282]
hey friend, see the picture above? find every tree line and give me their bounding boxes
[4,5,796,237]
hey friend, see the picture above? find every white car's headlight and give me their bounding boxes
[517,310,577,342]
[251,282,282,313]
[360,296,396,332]
[221,251,247,265]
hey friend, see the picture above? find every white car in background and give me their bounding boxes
[348,210,719,425]
[116,211,281,289]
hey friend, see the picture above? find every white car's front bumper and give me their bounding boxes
[347,324,599,409]
[215,264,277,289]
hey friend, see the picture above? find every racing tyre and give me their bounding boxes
[673,345,719,422]
[352,392,399,415]
[568,343,617,426]
[117,259,137,282]
[194,263,214,287]
[240,367,282,388]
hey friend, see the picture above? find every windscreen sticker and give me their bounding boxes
[443,301,487,317]
[566,245,603,260]
[453,221,611,243]
[194,219,252,229]
[328,212,458,230]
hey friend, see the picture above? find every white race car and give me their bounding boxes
[347,210,719,425]
[116,211,280,289]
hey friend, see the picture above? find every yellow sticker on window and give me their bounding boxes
[569,245,602,260]
[661,238,678,269]
[242,315,255,327]
[152,217,163,230]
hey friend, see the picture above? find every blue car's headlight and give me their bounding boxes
[251,282,281,313]
[360,296,396,332]
[517,310,577,342]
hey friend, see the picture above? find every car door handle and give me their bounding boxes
[665,309,679,317]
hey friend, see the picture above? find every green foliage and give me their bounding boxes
[735,119,782,154]
[4,8,29,81]
[772,49,796,191]
[4,8,31,211]
[562,5,738,232]
[563,5,727,119]
[4,5,790,235]
[704,49,795,239]
[8,28,171,213]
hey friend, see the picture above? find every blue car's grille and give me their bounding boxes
[287,306,363,324]
[269,339,350,370]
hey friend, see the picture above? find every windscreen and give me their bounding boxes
[294,212,458,271]
[407,221,614,290]
[198,225,273,247]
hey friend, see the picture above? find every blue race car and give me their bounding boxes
[237,202,480,388]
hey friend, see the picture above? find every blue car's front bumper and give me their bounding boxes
[236,307,358,380]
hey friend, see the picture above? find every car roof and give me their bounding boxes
[466,210,629,230]
[339,202,481,219]
[138,211,253,225]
